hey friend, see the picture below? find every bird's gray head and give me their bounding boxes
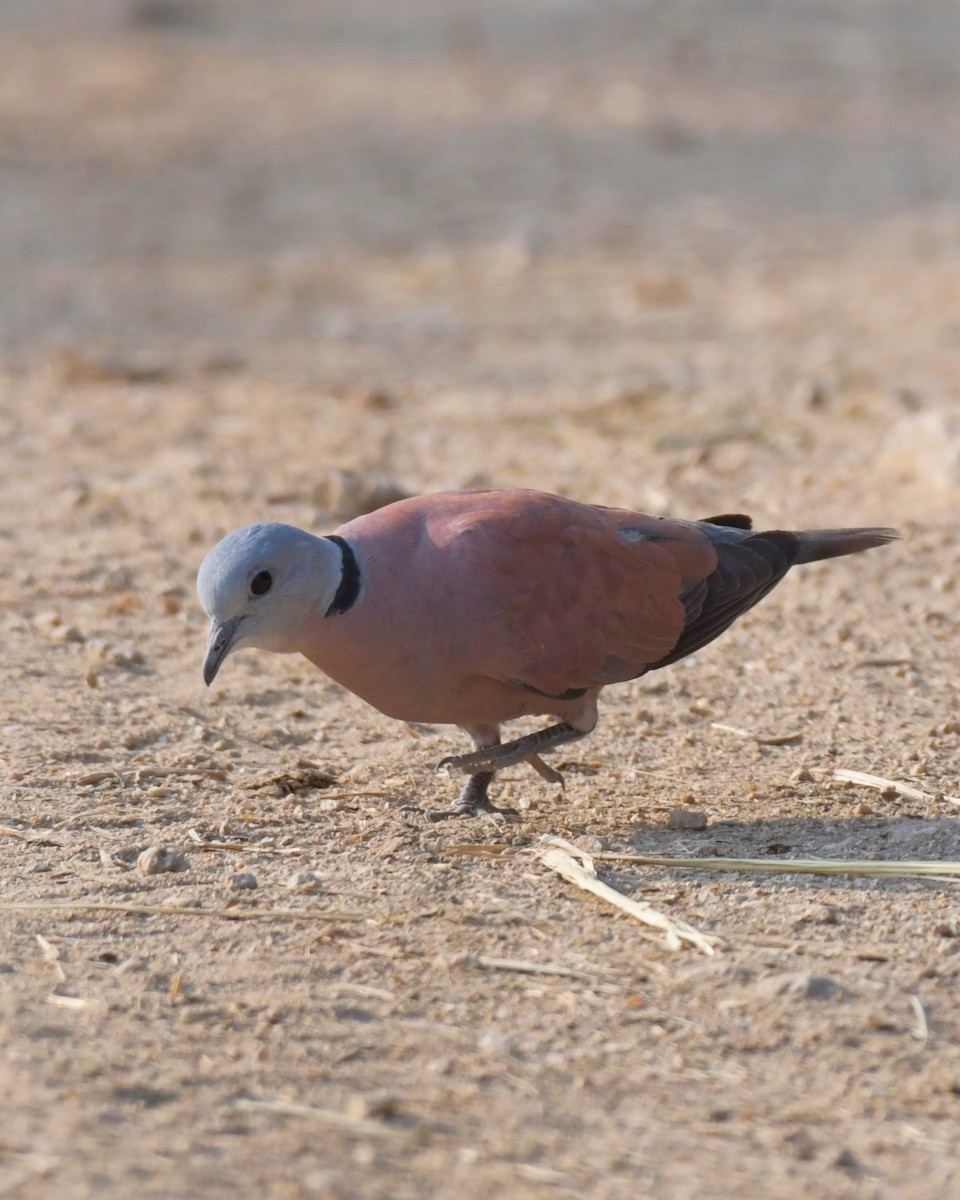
[196,522,344,685]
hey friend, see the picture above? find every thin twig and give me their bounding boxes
[0,901,363,922]
[471,955,607,984]
[54,807,128,829]
[833,768,960,808]
[35,933,66,982]
[909,994,929,1046]
[234,1097,408,1139]
[853,658,915,670]
[443,843,523,858]
[711,723,803,746]
[186,829,307,856]
[328,981,395,1003]
[0,825,66,846]
[73,766,227,786]
[536,837,718,955]
[325,790,397,800]
[46,994,87,1010]
[596,851,960,879]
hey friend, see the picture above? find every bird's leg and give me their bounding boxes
[423,767,516,823]
[421,726,520,822]
[438,721,589,776]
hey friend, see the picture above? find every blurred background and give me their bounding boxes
[3,0,960,372]
[4,0,960,544]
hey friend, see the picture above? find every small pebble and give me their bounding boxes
[111,646,146,669]
[345,1092,401,1120]
[311,468,410,522]
[477,1031,515,1055]
[833,1148,862,1173]
[102,567,134,593]
[755,972,840,1001]
[51,624,85,643]
[356,387,396,411]
[377,836,405,859]
[667,808,708,831]
[32,610,84,642]
[104,593,141,617]
[137,845,188,875]
[287,870,322,894]
[228,871,258,890]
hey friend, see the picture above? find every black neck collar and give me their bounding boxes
[323,536,361,616]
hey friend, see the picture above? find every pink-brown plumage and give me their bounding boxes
[321,490,716,723]
[197,487,897,819]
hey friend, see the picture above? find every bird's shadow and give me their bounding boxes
[607,811,960,894]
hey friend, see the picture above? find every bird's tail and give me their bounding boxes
[791,527,899,565]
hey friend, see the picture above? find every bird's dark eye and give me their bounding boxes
[250,570,273,597]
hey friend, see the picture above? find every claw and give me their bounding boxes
[436,751,492,775]
[525,753,564,787]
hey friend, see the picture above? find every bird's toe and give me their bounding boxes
[436,752,489,775]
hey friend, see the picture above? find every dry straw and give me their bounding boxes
[595,852,960,881]
[536,836,719,955]
[0,900,363,922]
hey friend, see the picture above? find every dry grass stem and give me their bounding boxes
[326,790,396,800]
[833,768,960,807]
[443,843,523,858]
[55,808,129,829]
[73,766,227,786]
[186,829,307,856]
[1,901,364,921]
[234,1097,408,1139]
[470,954,608,984]
[0,825,66,846]
[596,851,960,879]
[853,658,915,669]
[711,722,803,745]
[329,981,396,1002]
[536,837,718,955]
[35,933,66,981]
[909,995,929,1045]
[515,1164,567,1185]
[46,994,87,1010]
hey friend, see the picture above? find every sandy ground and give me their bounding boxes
[4,2,960,1197]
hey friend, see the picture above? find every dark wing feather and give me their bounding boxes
[649,532,799,670]
[702,513,753,530]
[452,496,719,696]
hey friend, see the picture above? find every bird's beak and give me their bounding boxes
[202,616,243,686]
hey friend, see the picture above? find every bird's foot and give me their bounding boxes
[406,770,520,823]
[437,722,584,776]
[423,794,520,823]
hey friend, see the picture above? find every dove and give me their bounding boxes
[197,489,897,819]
